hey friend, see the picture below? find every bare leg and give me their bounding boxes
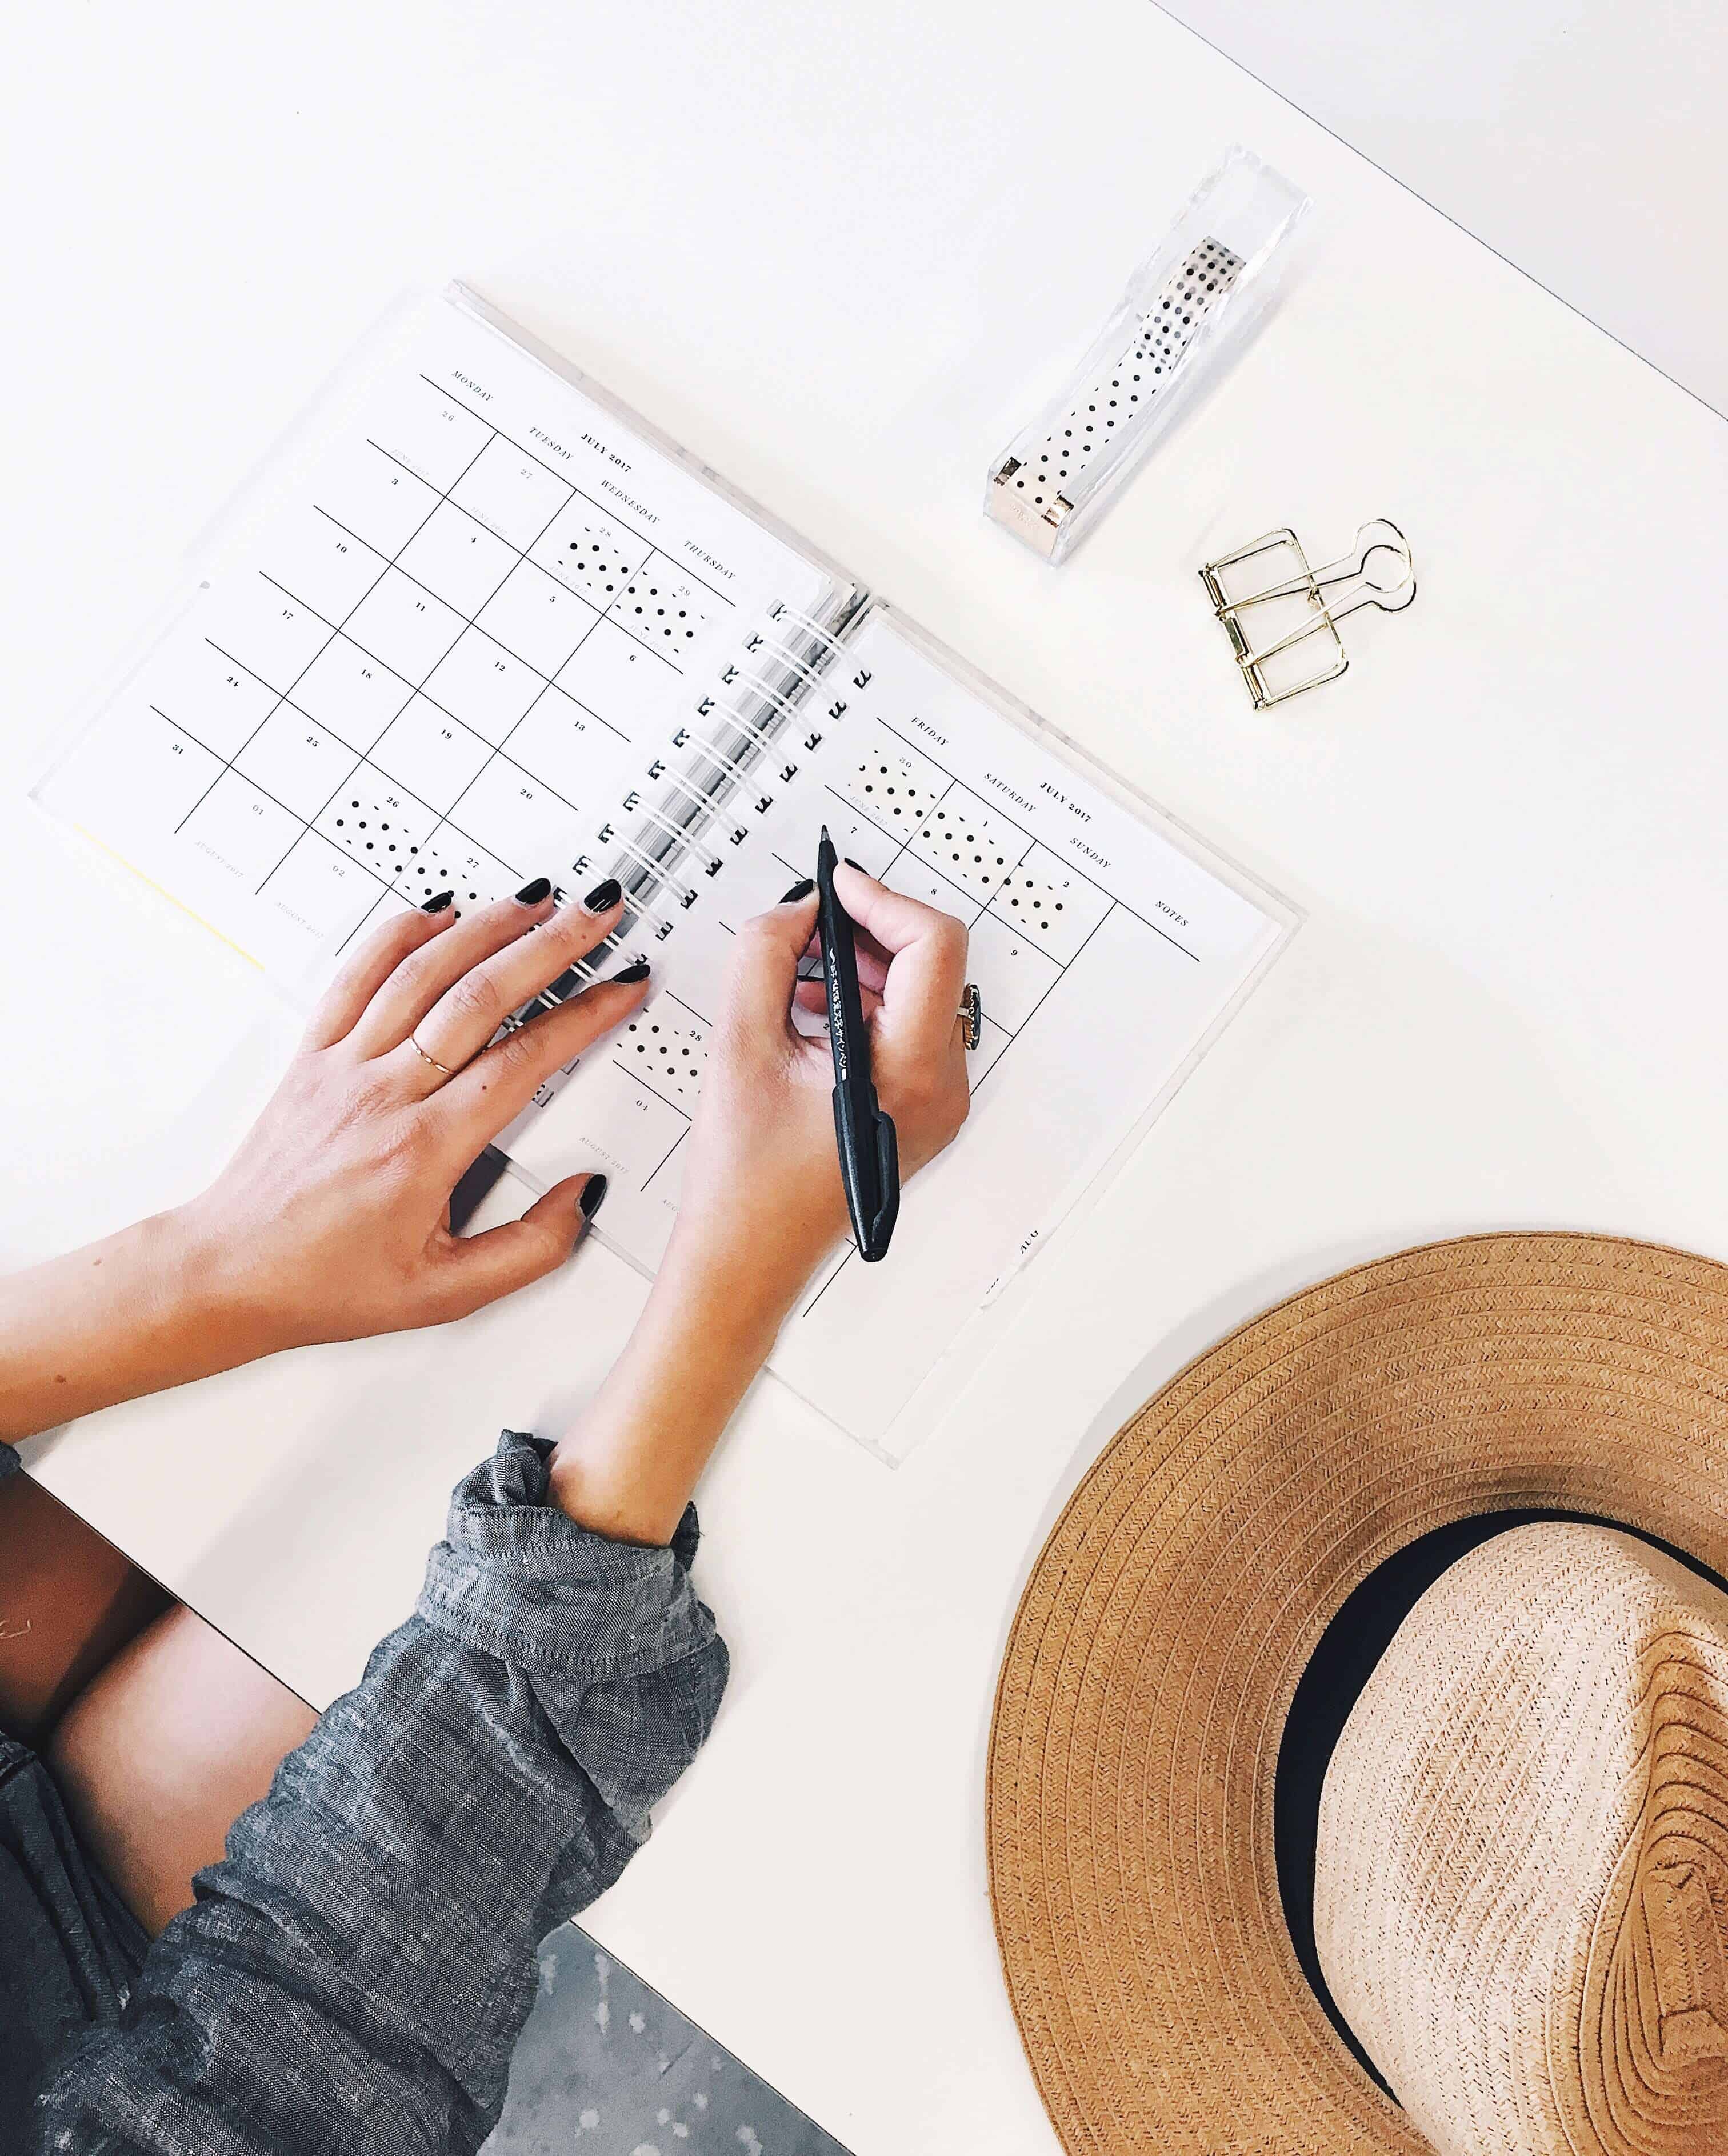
[0,1470,319,1936]
[0,1470,170,1742]
[47,1605,318,1935]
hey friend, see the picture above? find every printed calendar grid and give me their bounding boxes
[783,702,1139,1316]
[315,491,641,729]
[181,567,606,865]
[423,376,742,616]
[854,714,1201,960]
[161,370,761,970]
[221,545,637,810]
[171,423,498,846]
[814,705,1193,1021]
[622,986,718,1199]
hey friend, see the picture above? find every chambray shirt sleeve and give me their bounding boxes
[33,1431,728,2156]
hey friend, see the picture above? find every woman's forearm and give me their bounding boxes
[0,1211,261,1444]
[547,1222,818,1545]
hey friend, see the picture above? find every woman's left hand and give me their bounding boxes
[177,883,649,1357]
[3,882,651,1442]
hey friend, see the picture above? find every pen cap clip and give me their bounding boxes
[862,1111,900,1263]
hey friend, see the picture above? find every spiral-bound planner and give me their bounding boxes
[37,285,1295,1463]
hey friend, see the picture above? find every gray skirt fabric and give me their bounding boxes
[0,1733,149,2148]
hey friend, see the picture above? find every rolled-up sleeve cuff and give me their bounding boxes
[417,1430,716,1682]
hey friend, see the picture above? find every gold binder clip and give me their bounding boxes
[1199,518,1415,709]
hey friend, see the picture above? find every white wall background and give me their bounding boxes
[1154,0,1728,415]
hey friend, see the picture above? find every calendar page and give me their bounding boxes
[36,293,851,982]
[502,606,1291,1462]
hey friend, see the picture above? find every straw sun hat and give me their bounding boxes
[987,1233,1728,2155]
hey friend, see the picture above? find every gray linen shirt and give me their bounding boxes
[23,1430,729,2154]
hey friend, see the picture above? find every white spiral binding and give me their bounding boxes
[505,607,850,1043]
[734,673,802,725]
[771,603,847,656]
[614,833,696,905]
[640,800,722,871]
[670,617,846,787]
[682,732,754,787]
[658,764,734,825]
[708,703,778,756]
[513,947,602,1022]
[624,874,677,937]
[755,637,824,687]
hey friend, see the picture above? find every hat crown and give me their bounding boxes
[1315,1523,1728,2156]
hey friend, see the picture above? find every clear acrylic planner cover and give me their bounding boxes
[35,283,1298,1463]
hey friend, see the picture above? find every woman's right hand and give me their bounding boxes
[548,867,970,1542]
[667,864,972,1324]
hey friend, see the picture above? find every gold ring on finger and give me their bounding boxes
[958,982,983,1051]
[408,1032,459,1079]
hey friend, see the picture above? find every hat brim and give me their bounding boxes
[986,1231,1728,2154]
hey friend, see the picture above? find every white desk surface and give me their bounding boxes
[6,3,1727,2149]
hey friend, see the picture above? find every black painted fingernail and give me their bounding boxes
[584,877,622,913]
[614,958,650,983]
[421,890,455,913]
[781,878,815,902]
[844,857,864,871]
[515,875,553,905]
[579,1174,609,1221]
